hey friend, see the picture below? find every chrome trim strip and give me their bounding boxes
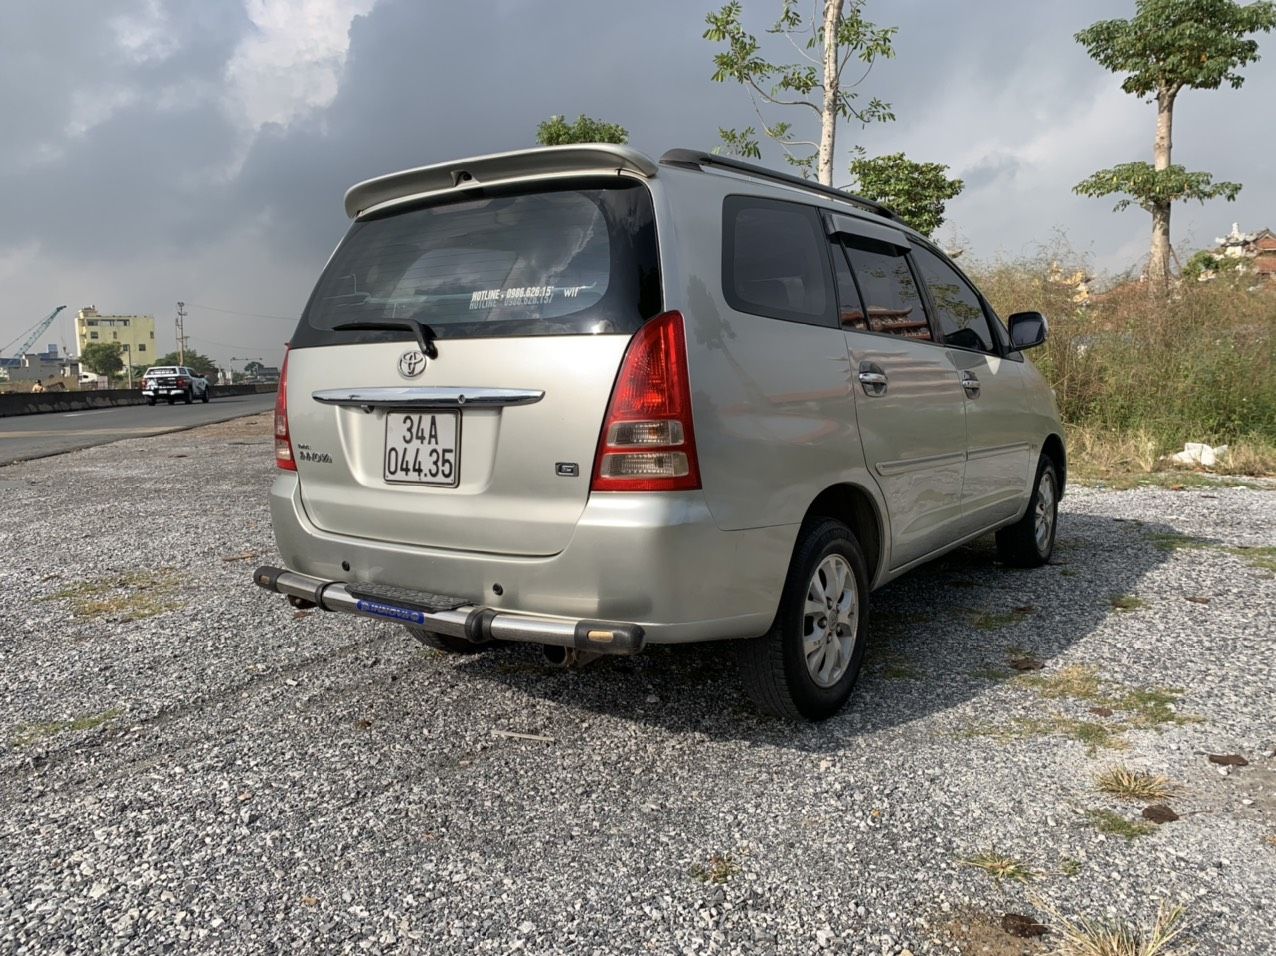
[312,387,545,409]
[874,450,966,478]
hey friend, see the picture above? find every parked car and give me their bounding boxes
[253,145,1064,719]
[141,366,210,405]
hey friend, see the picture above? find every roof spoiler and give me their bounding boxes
[660,148,899,222]
[343,144,659,218]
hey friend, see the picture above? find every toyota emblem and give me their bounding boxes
[398,350,427,378]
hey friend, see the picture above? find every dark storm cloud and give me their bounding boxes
[0,1,250,256]
[231,0,753,265]
[1,0,1273,357]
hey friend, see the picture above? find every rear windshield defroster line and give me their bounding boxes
[290,177,662,349]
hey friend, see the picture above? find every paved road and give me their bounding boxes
[0,393,276,465]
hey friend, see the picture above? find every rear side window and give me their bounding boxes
[843,238,933,340]
[722,196,834,327]
[291,178,661,347]
[911,245,996,353]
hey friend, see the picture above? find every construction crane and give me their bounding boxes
[0,305,68,359]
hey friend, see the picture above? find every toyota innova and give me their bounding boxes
[254,145,1065,720]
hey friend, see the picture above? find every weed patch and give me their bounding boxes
[1086,809,1155,840]
[962,849,1035,883]
[971,606,1034,631]
[11,707,123,746]
[42,569,182,621]
[962,716,1125,753]
[1109,594,1147,612]
[1035,896,1188,956]
[689,852,740,885]
[1096,766,1176,802]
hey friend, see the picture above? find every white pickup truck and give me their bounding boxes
[141,366,211,405]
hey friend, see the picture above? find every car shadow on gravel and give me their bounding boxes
[458,512,1179,749]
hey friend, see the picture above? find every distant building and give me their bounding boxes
[0,344,80,384]
[75,306,157,365]
[1212,223,1276,281]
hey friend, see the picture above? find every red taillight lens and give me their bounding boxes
[591,311,700,492]
[274,348,295,471]
[176,378,188,386]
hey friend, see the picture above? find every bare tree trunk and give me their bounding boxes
[817,0,843,186]
[1147,89,1176,287]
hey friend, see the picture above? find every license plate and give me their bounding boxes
[383,411,460,485]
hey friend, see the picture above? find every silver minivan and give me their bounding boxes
[254,145,1064,719]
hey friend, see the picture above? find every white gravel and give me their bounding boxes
[0,414,1273,954]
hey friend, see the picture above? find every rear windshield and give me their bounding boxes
[291,178,661,348]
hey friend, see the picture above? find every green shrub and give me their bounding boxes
[967,251,1276,464]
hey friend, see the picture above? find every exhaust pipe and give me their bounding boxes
[541,645,604,668]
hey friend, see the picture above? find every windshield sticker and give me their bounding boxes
[467,285,589,310]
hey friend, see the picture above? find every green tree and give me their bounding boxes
[536,114,629,145]
[151,349,218,378]
[80,341,124,381]
[848,152,963,236]
[243,360,265,376]
[1074,0,1276,286]
[705,0,896,184]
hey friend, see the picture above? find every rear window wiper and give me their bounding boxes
[332,319,439,358]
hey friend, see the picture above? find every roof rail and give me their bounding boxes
[660,148,898,222]
[344,144,659,218]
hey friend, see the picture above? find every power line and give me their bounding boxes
[184,302,297,321]
[189,334,279,352]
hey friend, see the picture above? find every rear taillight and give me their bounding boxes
[591,311,700,492]
[275,348,295,471]
[176,377,188,386]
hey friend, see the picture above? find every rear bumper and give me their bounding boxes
[268,473,794,643]
[253,566,646,654]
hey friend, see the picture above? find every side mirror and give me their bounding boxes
[1008,311,1048,351]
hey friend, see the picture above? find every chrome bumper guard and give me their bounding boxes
[252,566,645,655]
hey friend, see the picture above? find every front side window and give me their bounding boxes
[722,196,833,327]
[843,238,933,340]
[911,245,996,353]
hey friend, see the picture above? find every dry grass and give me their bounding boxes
[1109,594,1148,612]
[688,852,740,885]
[962,849,1035,883]
[1086,809,1156,840]
[1096,766,1177,803]
[10,706,123,747]
[968,249,1276,480]
[1020,665,1104,701]
[1034,897,1190,956]
[41,569,182,621]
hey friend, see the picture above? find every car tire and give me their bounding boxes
[183,388,193,405]
[405,627,489,654]
[167,395,175,405]
[146,397,156,406]
[737,517,870,720]
[201,386,210,403]
[995,456,1059,568]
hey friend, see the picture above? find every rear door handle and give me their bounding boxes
[857,362,888,397]
[960,372,981,398]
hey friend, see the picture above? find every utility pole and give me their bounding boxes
[175,301,189,366]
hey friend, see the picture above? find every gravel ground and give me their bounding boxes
[1,414,1273,955]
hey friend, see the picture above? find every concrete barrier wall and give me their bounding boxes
[0,383,277,418]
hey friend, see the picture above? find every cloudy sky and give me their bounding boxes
[2,0,1273,367]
